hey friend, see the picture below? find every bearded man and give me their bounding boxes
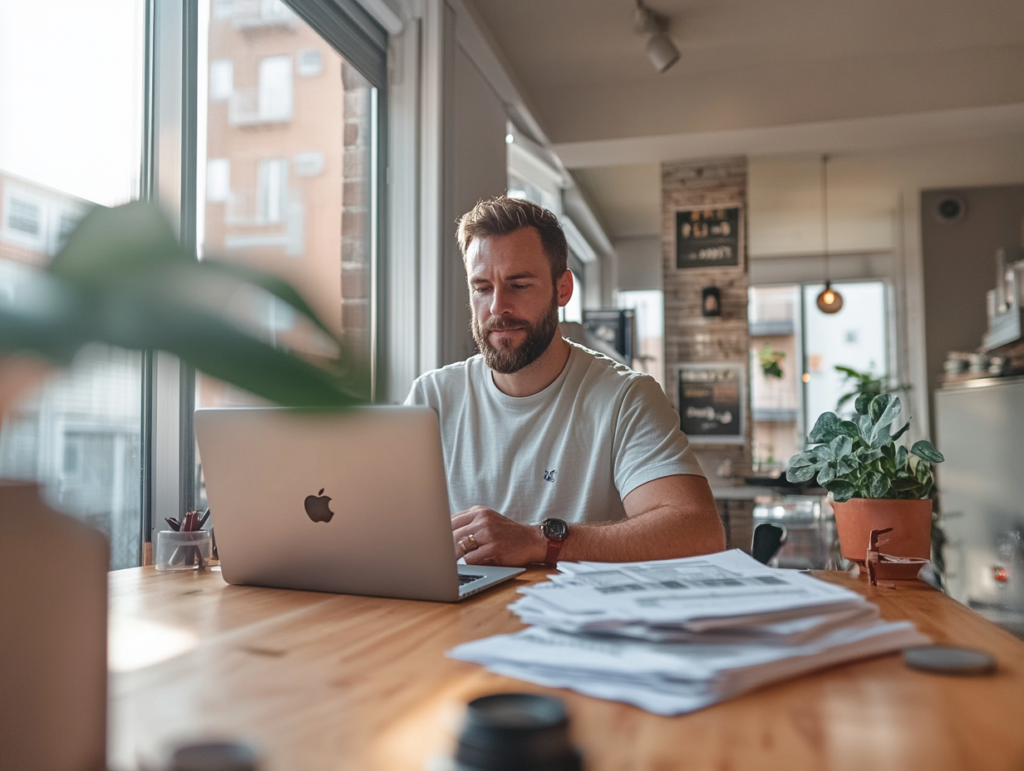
[405,196,725,568]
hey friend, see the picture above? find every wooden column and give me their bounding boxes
[661,156,753,551]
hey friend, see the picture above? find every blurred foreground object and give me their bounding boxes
[0,201,369,410]
[168,741,260,771]
[0,481,108,771]
[454,693,582,771]
[0,202,367,771]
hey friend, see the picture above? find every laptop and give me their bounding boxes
[194,406,524,602]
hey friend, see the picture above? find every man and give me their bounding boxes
[405,196,725,567]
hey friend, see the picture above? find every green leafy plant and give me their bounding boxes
[785,392,944,502]
[757,343,785,379]
[834,365,910,414]
[0,201,368,408]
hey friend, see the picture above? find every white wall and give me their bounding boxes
[443,45,509,364]
[614,236,661,292]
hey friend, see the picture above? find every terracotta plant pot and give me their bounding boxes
[832,498,932,579]
[0,481,109,771]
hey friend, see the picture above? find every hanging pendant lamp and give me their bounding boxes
[816,154,843,314]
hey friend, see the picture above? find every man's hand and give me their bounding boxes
[451,506,547,567]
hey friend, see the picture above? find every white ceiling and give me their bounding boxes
[464,0,1024,238]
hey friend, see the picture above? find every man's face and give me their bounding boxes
[465,227,572,374]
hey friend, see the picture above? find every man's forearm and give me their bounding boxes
[454,476,727,567]
[555,504,726,564]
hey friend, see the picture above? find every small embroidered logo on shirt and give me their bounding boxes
[543,469,557,483]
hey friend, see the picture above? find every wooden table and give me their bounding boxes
[109,567,1024,771]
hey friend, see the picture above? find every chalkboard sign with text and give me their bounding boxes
[676,363,745,444]
[675,206,742,270]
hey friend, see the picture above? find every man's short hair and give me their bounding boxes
[457,195,568,281]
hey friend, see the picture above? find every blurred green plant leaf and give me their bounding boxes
[0,202,369,408]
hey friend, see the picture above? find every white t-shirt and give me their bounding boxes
[404,341,705,524]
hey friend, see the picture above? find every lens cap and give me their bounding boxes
[454,693,582,771]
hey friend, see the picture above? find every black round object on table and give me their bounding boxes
[904,646,996,675]
[454,693,582,771]
[169,741,260,771]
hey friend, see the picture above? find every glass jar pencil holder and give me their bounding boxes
[155,530,212,571]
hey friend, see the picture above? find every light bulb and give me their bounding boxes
[816,283,844,314]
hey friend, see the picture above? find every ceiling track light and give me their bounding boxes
[633,0,679,73]
[816,154,844,314]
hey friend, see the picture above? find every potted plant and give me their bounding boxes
[785,392,944,578]
[0,201,366,771]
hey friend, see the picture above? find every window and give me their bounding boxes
[296,49,322,77]
[293,151,324,177]
[56,210,80,249]
[8,198,40,236]
[0,0,388,561]
[258,55,293,122]
[210,60,233,101]
[212,0,235,21]
[207,159,230,202]
[195,0,386,510]
[802,281,889,424]
[257,158,288,224]
[0,0,145,569]
[562,270,582,323]
[748,281,890,473]
[617,290,664,386]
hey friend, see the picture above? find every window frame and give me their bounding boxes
[144,0,389,544]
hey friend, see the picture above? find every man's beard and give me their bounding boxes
[471,297,560,375]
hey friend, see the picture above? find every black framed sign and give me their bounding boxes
[676,362,745,444]
[675,205,742,269]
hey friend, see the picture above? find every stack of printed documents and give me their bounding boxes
[449,550,928,715]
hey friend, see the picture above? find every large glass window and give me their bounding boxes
[802,282,889,424]
[749,281,889,474]
[617,290,665,387]
[0,0,146,568]
[194,0,382,508]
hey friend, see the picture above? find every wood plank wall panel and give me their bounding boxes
[661,157,753,551]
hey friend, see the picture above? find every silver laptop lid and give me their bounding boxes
[195,406,466,602]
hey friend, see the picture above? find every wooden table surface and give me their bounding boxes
[108,567,1024,771]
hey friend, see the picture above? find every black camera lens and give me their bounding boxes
[454,693,582,771]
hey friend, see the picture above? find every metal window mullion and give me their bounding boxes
[144,0,199,548]
[178,0,200,516]
[138,0,158,561]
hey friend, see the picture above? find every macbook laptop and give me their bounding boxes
[194,406,524,602]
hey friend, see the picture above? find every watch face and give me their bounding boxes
[542,518,569,540]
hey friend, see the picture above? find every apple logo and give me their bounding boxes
[304,488,335,523]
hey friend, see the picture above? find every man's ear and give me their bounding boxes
[555,270,573,307]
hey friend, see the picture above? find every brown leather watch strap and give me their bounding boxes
[544,537,564,567]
